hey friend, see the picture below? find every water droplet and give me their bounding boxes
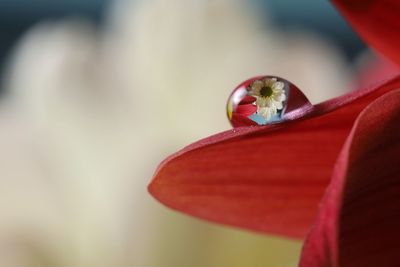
[227,76,311,127]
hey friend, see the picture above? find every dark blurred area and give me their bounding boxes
[0,0,109,73]
[258,0,366,60]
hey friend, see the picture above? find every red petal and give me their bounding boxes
[235,104,256,117]
[332,0,400,65]
[149,75,400,238]
[239,95,257,105]
[300,88,400,267]
[231,112,258,127]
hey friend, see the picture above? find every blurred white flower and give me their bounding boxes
[0,0,351,266]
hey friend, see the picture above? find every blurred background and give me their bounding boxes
[0,0,394,267]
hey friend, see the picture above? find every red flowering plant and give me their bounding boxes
[148,1,400,266]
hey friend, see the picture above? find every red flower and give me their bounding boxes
[149,1,400,266]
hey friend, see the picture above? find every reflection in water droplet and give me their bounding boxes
[227,76,292,127]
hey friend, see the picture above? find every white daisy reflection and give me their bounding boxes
[248,77,286,121]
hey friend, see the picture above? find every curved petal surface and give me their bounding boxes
[332,0,400,65]
[300,89,400,266]
[149,75,400,238]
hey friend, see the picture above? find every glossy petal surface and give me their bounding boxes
[300,88,400,267]
[332,0,400,65]
[149,75,400,238]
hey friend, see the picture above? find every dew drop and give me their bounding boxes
[226,76,310,128]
